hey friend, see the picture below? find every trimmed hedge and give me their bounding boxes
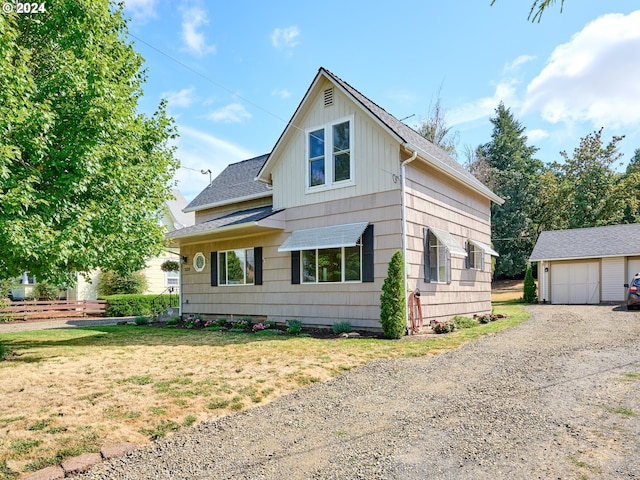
[100,294,179,317]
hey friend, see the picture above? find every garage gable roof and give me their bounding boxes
[529,224,640,261]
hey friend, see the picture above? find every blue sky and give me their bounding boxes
[123,1,640,201]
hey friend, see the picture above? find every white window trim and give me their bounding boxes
[468,243,484,271]
[305,115,355,193]
[193,252,206,272]
[301,241,362,284]
[425,229,451,284]
[164,271,180,288]
[218,249,255,286]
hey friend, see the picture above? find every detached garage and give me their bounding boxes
[530,224,640,305]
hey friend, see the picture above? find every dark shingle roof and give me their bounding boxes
[184,154,270,212]
[321,68,499,201]
[529,224,640,261]
[166,205,279,240]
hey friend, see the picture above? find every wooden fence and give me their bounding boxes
[0,300,107,321]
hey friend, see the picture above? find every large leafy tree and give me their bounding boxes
[546,130,639,229]
[0,1,178,285]
[477,103,543,278]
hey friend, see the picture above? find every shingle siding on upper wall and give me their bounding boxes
[404,160,493,320]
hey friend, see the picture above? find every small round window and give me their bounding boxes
[193,252,206,272]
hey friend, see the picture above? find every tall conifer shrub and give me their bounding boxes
[380,251,406,339]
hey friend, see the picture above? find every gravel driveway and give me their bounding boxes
[79,305,640,480]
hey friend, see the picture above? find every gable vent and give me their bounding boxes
[324,87,334,107]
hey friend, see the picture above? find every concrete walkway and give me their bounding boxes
[0,317,133,333]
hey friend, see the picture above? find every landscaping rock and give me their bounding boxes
[22,466,64,480]
[101,442,137,460]
[62,453,102,475]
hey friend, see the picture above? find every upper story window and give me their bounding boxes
[306,116,354,191]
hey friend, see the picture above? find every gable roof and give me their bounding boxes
[165,189,195,229]
[529,224,640,261]
[257,67,502,205]
[184,154,271,213]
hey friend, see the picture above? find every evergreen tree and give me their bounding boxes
[523,267,537,303]
[477,103,543,278]
[380,251,406,339]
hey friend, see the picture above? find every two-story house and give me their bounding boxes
[166,68,503,331]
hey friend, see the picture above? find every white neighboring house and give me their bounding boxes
[68,190,195,300]
[529,223,640,305]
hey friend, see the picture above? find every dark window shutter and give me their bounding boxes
[210,252,218,287]
[362,224,374,282]
[254,247,263,285]
[291,251,300,284]
[465,241,471,269]
[423,228,431,282]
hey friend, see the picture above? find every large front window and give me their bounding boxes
[301,242,361,283]
[307,117,353,189]
[218,249,255,285]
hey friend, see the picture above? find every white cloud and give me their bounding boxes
[181,5,216,56]
[206,103,252,123]
[272,88,291,99]
[449,79,520,125]
[503,55,536,73]
[124,0,157,21]
[522,10,640,129]
[173,125,256,200]
[271,26,300,49]
[527,129,550,142]
[162,87,196,108]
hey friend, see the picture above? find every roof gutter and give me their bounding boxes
[402,143,504,205]
[183,191,272,213]
[400,150,418,333]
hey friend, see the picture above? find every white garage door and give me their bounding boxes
[551,262,600,304]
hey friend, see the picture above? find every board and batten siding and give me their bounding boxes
[404,160,493,320]
[271,78,399,210]
[179,190,402,330]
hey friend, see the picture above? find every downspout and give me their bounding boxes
[401,147,418,332]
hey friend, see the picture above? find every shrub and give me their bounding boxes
[101,294,178,317]
[166,318,179,326]
[453,316,476,329]
[34,282,60,300]
[332,321,353,335]
[97,270,147,296]
[523,266,537,303]
[380,250,406,339]
[431,319,455,334]
[477,314,492,324]
[134,316,150,326]
[286,319,302,335]
[230,317,251,331]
